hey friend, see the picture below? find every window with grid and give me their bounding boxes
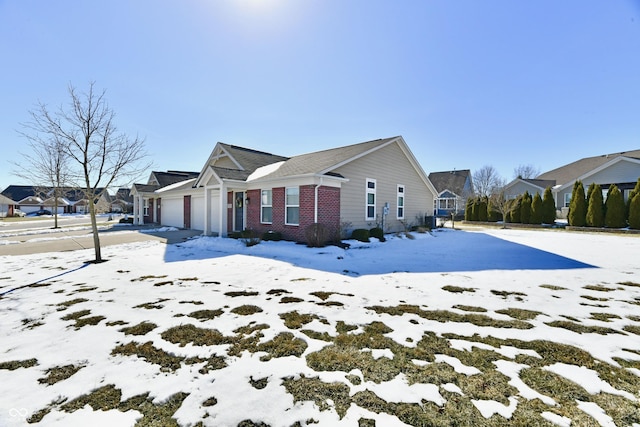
[285,187,299,225]
[397,185,405,219]
[366,179,376,220]
[261,189,272,223]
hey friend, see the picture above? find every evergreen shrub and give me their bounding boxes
[369,227,385,242]
[350,229,370,243]
[542,187,556,224]
[262,231,283,241]
[604,185,626,228]
[530,193,543,225]
[629,193,640,230]
[568,181,586,227]
[585,183,604,227]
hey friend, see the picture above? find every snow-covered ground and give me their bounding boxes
[0,228,639,426]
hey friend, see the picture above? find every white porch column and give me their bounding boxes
[204,186,211,236]
[132,195,139,225]
[218,183,226,237]
[134,194,144,225]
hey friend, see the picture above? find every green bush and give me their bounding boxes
[464,198,474,221]
[369,227,385,242]
[627,177,640,219]
[605,184,626,228]
[477,198,488,222]
[262,231,283,241]
[542,187,556,224]
[568,180,586,227]
[586,183,604,227]
[350,229,370,243]
[521,192,532,224]
[629,193,640,230]
[530,192,543,224]
[510,196,522,223]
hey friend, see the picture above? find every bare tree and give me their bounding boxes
[13,132,70,229]
[472,165,504,197]
[490,188,511,229]
[21,82,150,262]
[513,164,540,180]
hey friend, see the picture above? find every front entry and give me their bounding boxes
[234,192,244,231]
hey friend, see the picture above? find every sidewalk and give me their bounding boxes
[0,226,203,256]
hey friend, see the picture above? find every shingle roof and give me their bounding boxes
[152,171,200,187]
[428,170,471,196]
[537,149,640,184]
[219,144,289,173]
[521,178,556,190]
[0,194,17,205]
[258,137,397,179]
[1,185,38,202]
[1,185,107,202]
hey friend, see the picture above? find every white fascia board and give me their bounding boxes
[156,178,197,194]
[245,174,347,190]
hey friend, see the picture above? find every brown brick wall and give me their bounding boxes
[246,185,341,243]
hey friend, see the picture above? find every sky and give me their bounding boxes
[1,0,640,192]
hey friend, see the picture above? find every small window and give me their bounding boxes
[143,198,149,216]
[366,179,376,220]
[285,187,299,225]
[261,189,272,224]
[397,185,405,219]
[564,193,571,208]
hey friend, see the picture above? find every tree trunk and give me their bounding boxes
[88,195,102,262]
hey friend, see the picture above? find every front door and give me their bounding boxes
[234,192,244,231]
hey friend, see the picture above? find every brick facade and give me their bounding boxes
[246,185,341,243]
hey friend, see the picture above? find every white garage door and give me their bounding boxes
[161,197,183,228]
[191,195,204,231]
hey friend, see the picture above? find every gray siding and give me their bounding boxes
[505,181,544,199]
[333,142,433,233]
[586,160,640,185]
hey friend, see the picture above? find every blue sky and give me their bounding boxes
[1,0,639,192]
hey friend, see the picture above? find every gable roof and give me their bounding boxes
[0,194,17,205]
[149,171,200,187]
[428,170,471,197]
[1,185,39,202]
[1,185,109,203]
[537,149,640,185]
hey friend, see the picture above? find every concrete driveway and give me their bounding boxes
[0,225,203,256]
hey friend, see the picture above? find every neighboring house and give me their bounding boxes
[428,170,473,217]
[131,171,201,225]
[110,188,134,213]
[133,136,437,242]
[0,194,18,217]
[0,185,113,214]
[502,149,640,218]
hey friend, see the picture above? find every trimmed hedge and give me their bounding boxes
[351,229,370,243]
[369,227,385,242]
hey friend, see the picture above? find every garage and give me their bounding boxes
[160,197,184,229]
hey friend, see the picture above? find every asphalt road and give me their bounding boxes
[0,222,202,256]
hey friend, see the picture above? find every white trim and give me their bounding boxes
[260,189,273,224]
[555,156,640,192]
[366,178,376,220]
[397,184,405,219]
[285,187,300,226]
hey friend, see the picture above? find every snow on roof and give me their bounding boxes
[247,161,285,182]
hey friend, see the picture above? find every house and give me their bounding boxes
[110,188,134,213]
[502,149,640,217]
[133,136,437,242]
[0,194,18,217]
[131,171,200,225]
[428,170,473,218]
[0,185,113,214]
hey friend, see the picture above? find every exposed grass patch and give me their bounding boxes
[490,289,527,300]
[179,300,204,305]
[202,397,217,407]
[267,288,291,296]
[60,309,105,329]
[231,305,263,315]
[580,294,610,302]
[618,281,640,288]
[249,376,269,389]
[589,312,622,322]
[452,305,487,312]
[442,285,475,293]
[317,301,344,307]
[38,364,84,385]
[56,298,88,311]
[111,341,184,372]
[496,307,542,320]
[131,274,168,282]
[255,332,308,361]
[61,309,91,321]
[545,320,624,335]
[539,284,568,290]
[161,324,234,347]
[280,311,318,329]
[0,358,38,370]
[623,325,640,335]
[225,290,259,297]
[153,280,174,287]
[583,284,616,292]
[188,309,224,321]
[133,298,170,309]
[119,321,157,336]
[336,321,358,334]
[178,277,199,281]
[368,305,533,329]
[280,296,304,304]
[628,315,640,322]
[106,320,128,327]
[22,318,44,329]
[291,277,313,282]
[282,375,351,419]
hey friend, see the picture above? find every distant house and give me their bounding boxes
[428,170,473,217]
[110,188,134,213]
[503,149,640,217]
[0,194,18,217]
[133,136,438,242]
[0,185,113,214]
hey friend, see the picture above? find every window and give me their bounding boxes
[366,179,376,220]
[397,185,405,219]
[564,193,571,208]
[285,187,299,225]
[143,198,149,216]
[261,189,272,223]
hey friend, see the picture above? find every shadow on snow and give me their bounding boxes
[159,229,595,276]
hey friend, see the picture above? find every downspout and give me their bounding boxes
[314,177,323,223]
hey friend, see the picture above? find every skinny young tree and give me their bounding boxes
[12,137,69,229]
[22,82,149,262]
